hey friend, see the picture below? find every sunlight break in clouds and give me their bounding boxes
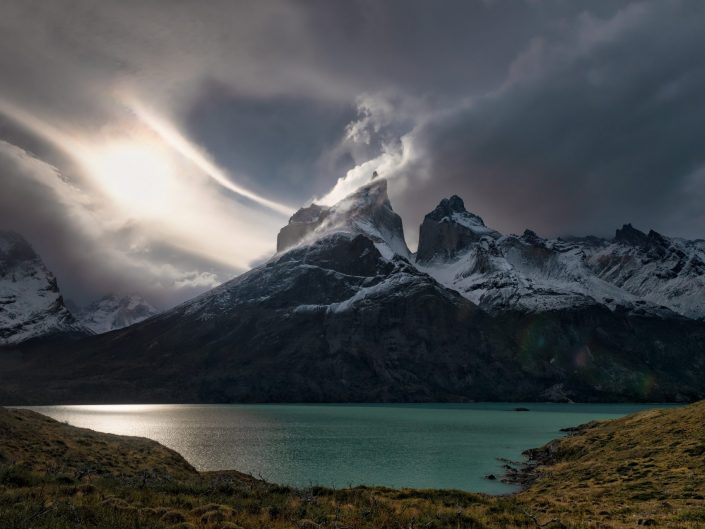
[0,96,289,305]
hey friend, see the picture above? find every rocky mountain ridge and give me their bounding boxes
[415,196,705,320]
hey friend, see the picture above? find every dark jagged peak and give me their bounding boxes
[425,195,485,226]
[289,204,328,225]
[614,223,649,246]
[520,229,545,246]
[0,230,39,270]
[417,196,500,263]
[614,224,671,249]
[647,229,669,247]
[276,177,410,259]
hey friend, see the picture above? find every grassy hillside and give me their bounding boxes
[1,403,705,528]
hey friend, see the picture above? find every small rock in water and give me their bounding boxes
[514,407,530,412]
[484,474,497,480]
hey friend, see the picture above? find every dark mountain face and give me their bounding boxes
[5,227,705,405]
[276,204,329,252]
[2,182,705,404]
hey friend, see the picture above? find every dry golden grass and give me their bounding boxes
[519,401,705,528]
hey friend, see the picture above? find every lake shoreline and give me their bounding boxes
[17,402,673,494]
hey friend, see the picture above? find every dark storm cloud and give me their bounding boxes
[1,0,703,305]
[391,1,705,242]
[185,87,358,205]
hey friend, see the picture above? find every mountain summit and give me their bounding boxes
[416,195,500,263]
[277,178,410,259]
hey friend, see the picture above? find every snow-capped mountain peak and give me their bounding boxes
[416,195,500,263]
[425,195,485,227]
[276,177,410,260]
[0,231,85,345]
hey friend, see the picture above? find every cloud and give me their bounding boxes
[316,94,425,205]
[389,1,705,241]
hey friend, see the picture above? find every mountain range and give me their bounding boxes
[0,231,158,344]
[1,178,705,404]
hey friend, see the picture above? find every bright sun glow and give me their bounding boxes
[84,142,176,217]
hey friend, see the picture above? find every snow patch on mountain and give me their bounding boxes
[329,272,421,313]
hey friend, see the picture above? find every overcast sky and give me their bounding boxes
[1,0,704,308]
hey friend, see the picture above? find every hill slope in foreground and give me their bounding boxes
[2,404,705,528]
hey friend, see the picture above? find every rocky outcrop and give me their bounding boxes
[614,223,651,246]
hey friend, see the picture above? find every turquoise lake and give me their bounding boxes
[25,403,673,493]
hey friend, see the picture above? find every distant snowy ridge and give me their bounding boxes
[583,225,705,320]
[0,231,86,345]
[416,199,704,320]
[73,294,159,334]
